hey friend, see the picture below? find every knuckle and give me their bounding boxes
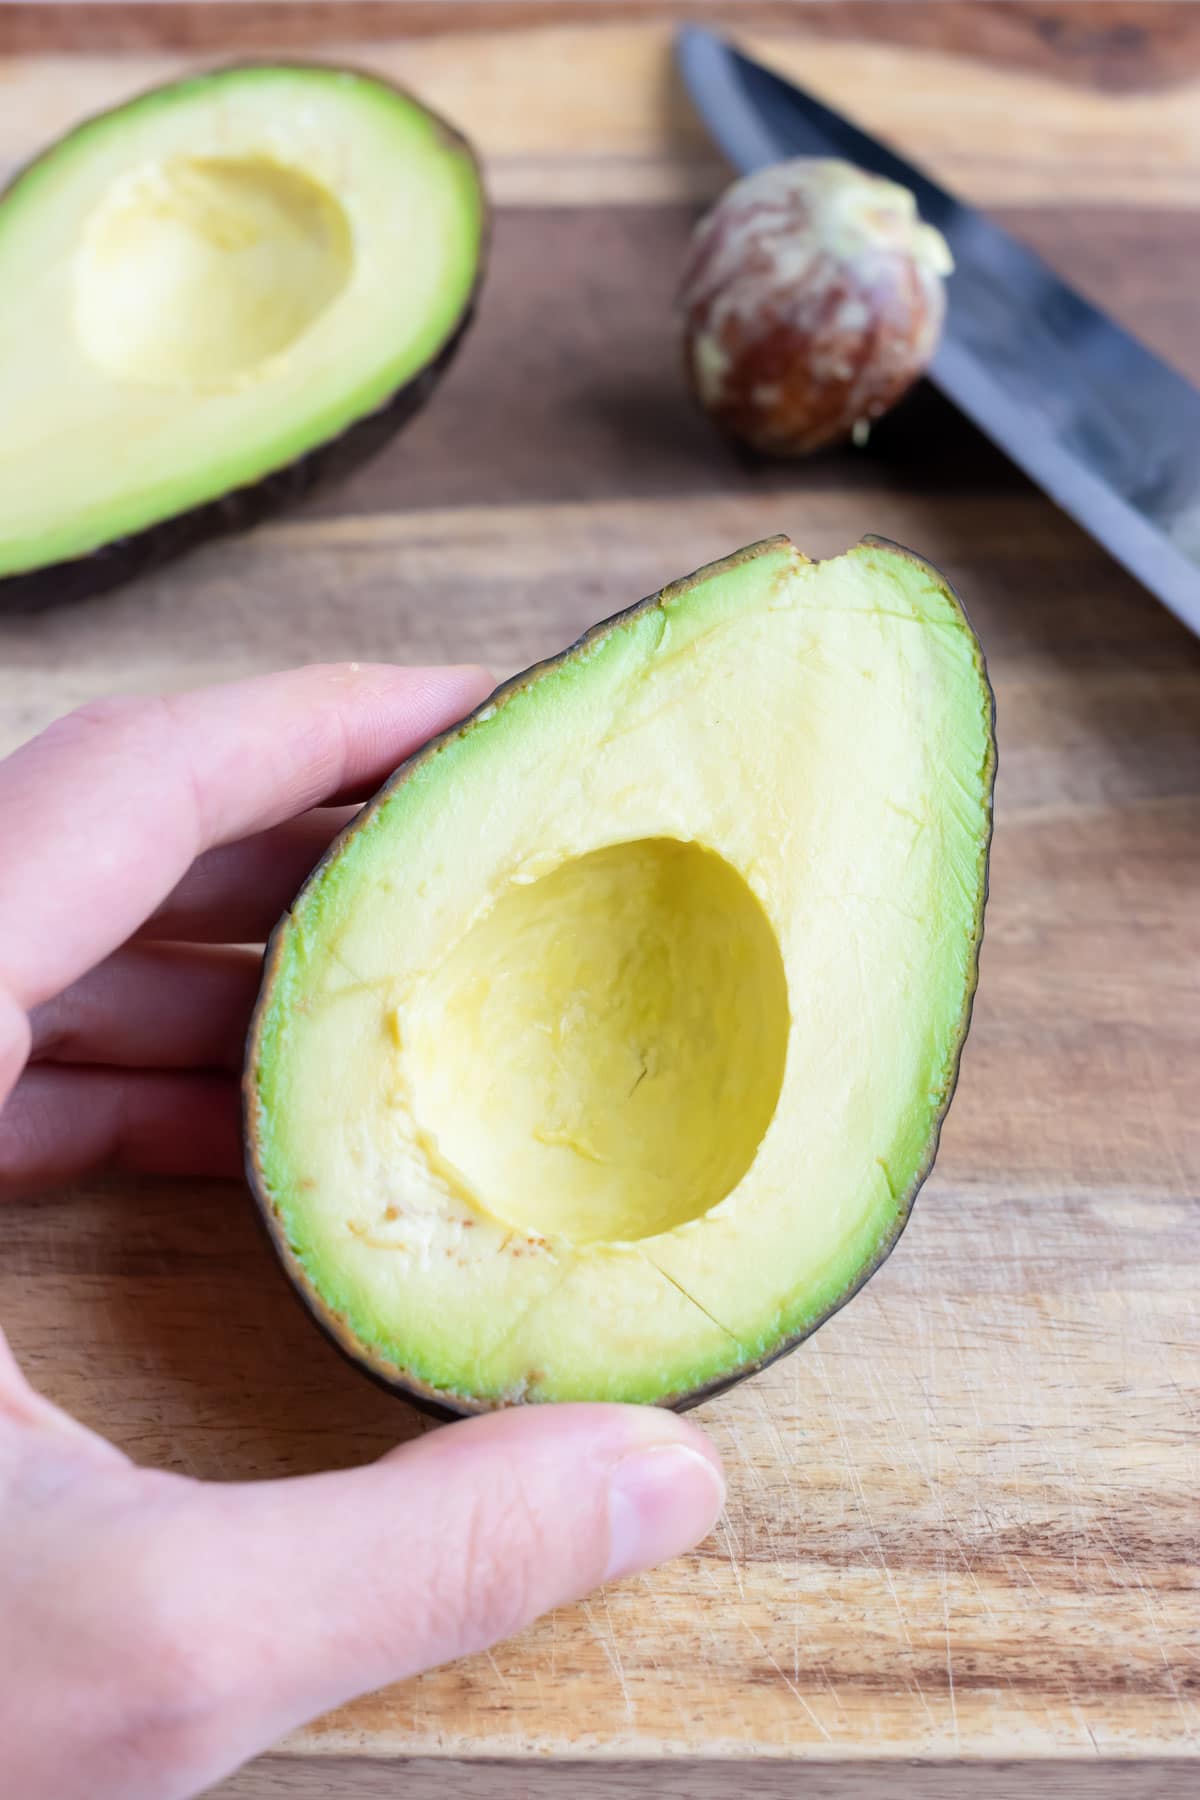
[131,1621,223,1731]
[38,693,200,854]
[7,1469,230,1792]
[429,1476,541,1655]
[109,1489,229,1749]
[53,692,157,743]
[37,695,177,794]
[108,1636,223,1784]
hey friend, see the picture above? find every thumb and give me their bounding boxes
[131,1404,724,1788]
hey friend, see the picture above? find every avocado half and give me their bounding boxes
[245,536,995,1415]
[0,64,485,609]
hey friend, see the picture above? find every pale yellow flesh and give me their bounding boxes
[407,836,790,1245]
[75,154,355,387]
[252,540,993,1405]
[0,68,482,574]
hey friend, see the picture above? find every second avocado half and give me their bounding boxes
[246,536,995,1413]
[0,64,485,607]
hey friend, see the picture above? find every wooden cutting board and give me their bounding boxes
[1,6,1197,1794]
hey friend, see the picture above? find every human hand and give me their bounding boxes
[0,665,725,1800]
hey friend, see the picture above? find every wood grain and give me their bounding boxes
[0,4,1197,1792]
[220,1760,1200,1798]
[7,2,1200,94]
[4,13,1200,206]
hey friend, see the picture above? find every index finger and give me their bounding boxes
[0,663,490,1013]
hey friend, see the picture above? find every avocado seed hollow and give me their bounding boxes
[405,837,790,1245]
[74,153,354,389]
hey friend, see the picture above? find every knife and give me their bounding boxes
[677,26,1200,637]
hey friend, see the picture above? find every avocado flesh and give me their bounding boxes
[0,66,483,591]
[247,537,994,1411]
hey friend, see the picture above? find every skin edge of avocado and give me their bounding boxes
[0,62,488,613]
[242,534,997,1419]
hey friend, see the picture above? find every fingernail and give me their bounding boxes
[605,1443,726,1582]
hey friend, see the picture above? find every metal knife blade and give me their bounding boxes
[677,26,1200,636]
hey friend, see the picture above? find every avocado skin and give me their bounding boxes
[0,65,486,613]
[244,536,996,1419]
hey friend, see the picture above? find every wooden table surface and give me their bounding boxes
[1,5,1198,1795]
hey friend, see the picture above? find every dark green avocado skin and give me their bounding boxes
[243,535,997,1422]
[0,64,486,614]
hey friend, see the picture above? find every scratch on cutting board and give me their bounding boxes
[1012,1554,1049,1603]
[742,1622,833,1743]
[808,1337,943,1740]
[788,1356,803,1695]
[752,1375,792,1469]
[823,1345,915,1649]
[631,1575,665,1680]
[634,1573,699,1738]
[806,1644,848,1726]
[716,1511,746,1604]
[941,1558,961,1756]
[870,1307,967,1741]
[913,1306,984,1746]
[583,1594,633,1722]
[939,1288,986,1436]
[483,1648,509,1689]
[1035,1323,1086,1587]
[1104,1527,1196,1742]
[934,1299,1001,1627]
[547,1603,559,1680]
[1163,1363,1200,1429]
[1065,1696,1105,1759]
[1063,1367,1087,1590]
[693,1558,740,1686]
[1136,1036,1194,1193]
[772,1361,812,1705]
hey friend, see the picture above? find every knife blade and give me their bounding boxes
[677,26,1200,637]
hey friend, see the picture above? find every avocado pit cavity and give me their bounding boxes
[75,154,353,388]
[405,837,790,1245]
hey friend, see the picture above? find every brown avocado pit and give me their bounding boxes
[245,535,995,1415]
[679,158,952,455]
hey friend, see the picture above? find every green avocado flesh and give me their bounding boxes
[0,65,483,579]
[247,537,994,1411]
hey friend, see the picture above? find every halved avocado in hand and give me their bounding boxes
[0,65,485,607]
[246,537,995,1414]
